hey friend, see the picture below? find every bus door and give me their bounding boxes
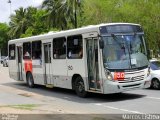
[85,37,102,91]
[17,46,23,80]
[43,43,52,85]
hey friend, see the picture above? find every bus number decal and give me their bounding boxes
[114,72,125,80]
[68,65,73,70]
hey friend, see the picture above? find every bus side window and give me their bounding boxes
[23,42,31,59]
[67,35,83,59]
[32,41,42,60]
[53,37,66,59]
[9,44,16,60]
[78,47,83,58]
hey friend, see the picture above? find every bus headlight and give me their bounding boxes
[147,67,150,77]
[105,70,113,81]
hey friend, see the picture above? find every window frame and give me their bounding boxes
[9,44,16,60]
[23,42,32,60]
[32,40,42,60]
[67,34,83,59]
[53,37,67,59]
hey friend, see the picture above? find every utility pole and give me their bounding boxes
[8,0,12,16]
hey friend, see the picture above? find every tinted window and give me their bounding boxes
[67,35,83,59]
[53,37,66,59]
[150,61,160,70]
[23,42,31,59]
[9,44,15,60]
[100,25,143,34]
[32,41,42,59]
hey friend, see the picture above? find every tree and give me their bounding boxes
[31,9,48,35]
[42,0,82,30]
[8,7,37,39]
[21,9,49,38]
[0,23,9,55]
[81,0,160,56]
[8,7,27,39]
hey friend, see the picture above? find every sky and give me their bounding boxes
[0,0,44,23]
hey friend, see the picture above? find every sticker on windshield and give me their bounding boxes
[131,59,137,65]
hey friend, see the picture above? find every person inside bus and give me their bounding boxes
[53,49,59,59]
[24,51,30,59]
[68,49,72,58]
[78,47,83,58]
[63,39,66,48]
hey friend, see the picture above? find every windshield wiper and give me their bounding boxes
[111,34,126,55]
[129,33,137,54]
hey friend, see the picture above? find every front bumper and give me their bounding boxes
[103,79,151,94]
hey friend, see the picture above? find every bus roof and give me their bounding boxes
[8,23,141,44]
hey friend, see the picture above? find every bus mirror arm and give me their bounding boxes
[147,49,151,59]
[98,34,104,49]
[99,40,104,49]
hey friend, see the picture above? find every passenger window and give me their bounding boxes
[23,42,31,59]
[67,35,83,59]
[53,37,66,59]
[9,44,15,60]
[32,41,42,59]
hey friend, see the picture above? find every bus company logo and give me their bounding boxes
[129,77,134,81]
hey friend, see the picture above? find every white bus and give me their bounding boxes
[8,23,151,97]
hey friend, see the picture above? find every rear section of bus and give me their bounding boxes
[8,41,22,81]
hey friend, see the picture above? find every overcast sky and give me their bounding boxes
[0,0,44,23]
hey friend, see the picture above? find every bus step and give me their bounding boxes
[46,84,54,88]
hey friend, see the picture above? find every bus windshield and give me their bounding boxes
[102,34,148,69]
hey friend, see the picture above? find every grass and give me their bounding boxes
[1,104,39,110]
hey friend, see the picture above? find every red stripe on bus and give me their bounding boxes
[24,60,32,73]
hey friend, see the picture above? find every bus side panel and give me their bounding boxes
[52,59,69,88]
[32,60,44,85]
[22,60,32,82]
[67,59,87,90]
[9,60,19,81]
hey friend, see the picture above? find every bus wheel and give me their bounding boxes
[27,73,34,88]
[75,76,87,98]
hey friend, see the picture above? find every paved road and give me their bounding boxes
[0,64,160,116]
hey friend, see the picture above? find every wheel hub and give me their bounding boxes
[153,80,159,89]
[78,81,84,92]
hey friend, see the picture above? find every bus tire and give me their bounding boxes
[27,73,34,88]
[75,76,87,98]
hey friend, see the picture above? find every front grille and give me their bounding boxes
[122,83,141,87]
[118,70,145,83]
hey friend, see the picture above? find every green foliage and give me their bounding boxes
[20,9,49,38]
[0,23,9,55]
[81,0,160,54]
[42,0,82,29]
[5,104,39,110]
[8,7,49,39]
[32,9,49,34]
